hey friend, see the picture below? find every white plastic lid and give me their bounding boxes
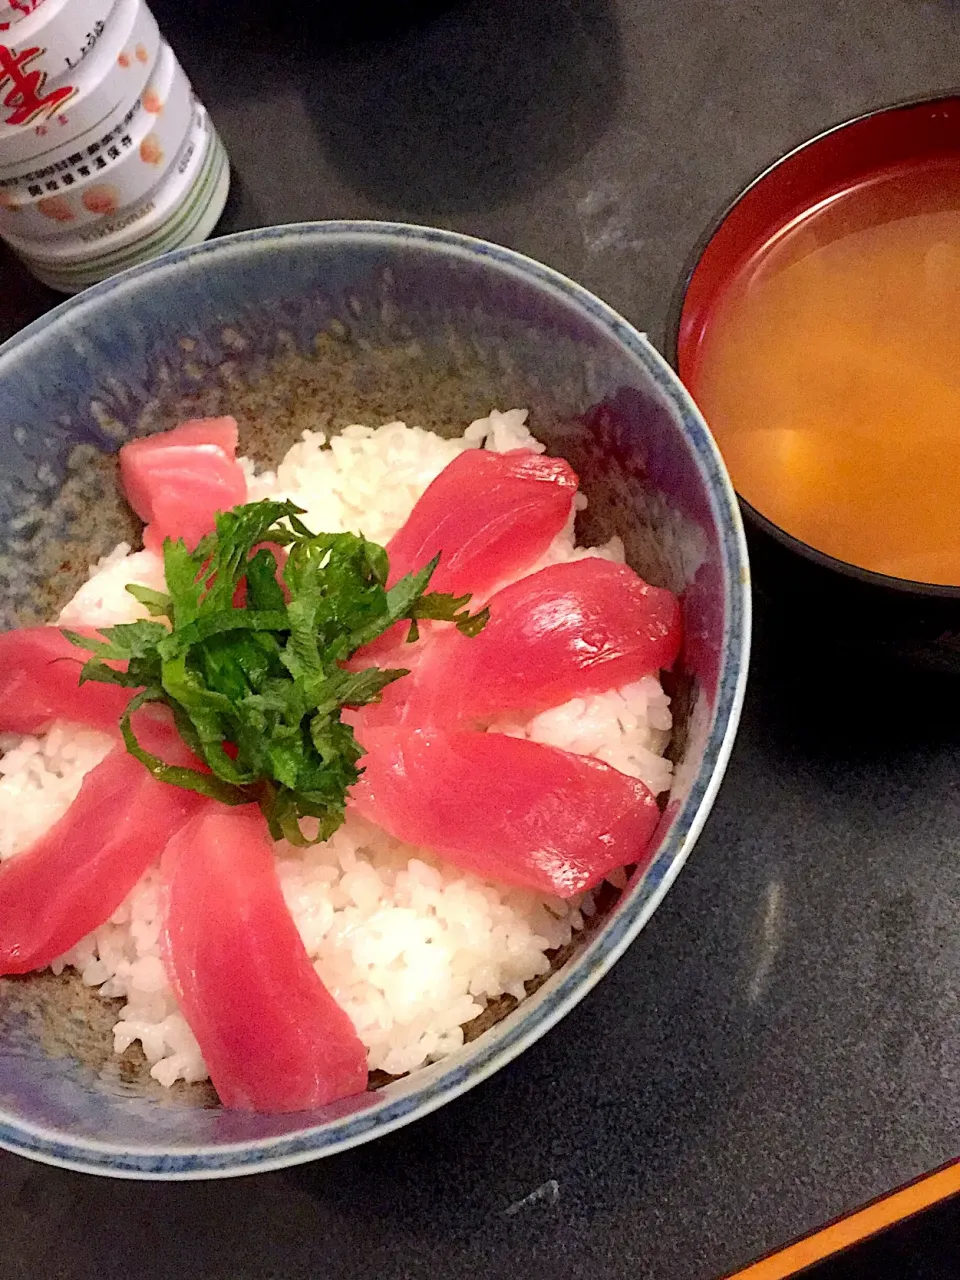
[0,0,115,97]
[0,1,47,32]
[0,0,158,166]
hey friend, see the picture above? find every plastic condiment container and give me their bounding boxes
[1,97,229,291]
[0,41,195,238]
[0,0,159,165]
[0,1,47,33]
[0,0,230,291]
[0,1,159,204]
[0,0,115,107]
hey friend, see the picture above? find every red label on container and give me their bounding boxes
[0,43,75,125]
[0,1,45,34]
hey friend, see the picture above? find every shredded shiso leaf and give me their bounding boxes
[64,499,488,845]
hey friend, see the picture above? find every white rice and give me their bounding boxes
[0,723,114,861]
[57,546,168,630]
[1,409,673,1088]
[490,676,674,798]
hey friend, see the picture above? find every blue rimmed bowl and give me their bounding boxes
[0,222,750,1178]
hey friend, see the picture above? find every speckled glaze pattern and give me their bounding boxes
[0,223,750,1178]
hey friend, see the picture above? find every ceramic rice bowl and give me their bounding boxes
[0,222,750,1177]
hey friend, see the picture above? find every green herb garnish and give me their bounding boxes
[63,499,488,845]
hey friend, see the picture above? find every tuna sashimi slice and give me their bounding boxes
[0,713,208,975]
[0,626,134,735]
[350,726,660,897]
[160,806,368,1113]
[341,625,429,734]
[119,416,247,553]
[120,416,241,520]
[384,448,578,598]
[146,416,239,454]
[406,559,682,727]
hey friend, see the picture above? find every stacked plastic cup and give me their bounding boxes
[0,0,230,291]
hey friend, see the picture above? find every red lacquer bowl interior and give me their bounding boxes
[675,95,960,387]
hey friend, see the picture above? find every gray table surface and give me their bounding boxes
[5,2,960,1277]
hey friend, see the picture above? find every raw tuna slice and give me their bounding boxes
[341,627,428,733]
[384,448,578,598]
[160,806,368,1113]
[350,726,660,897]
[119,416,247,553]
[147,416,239,454]
[0,626,134,735]
[406,559,682,727]
[0,712,209,975]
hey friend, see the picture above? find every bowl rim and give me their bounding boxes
[664,91,960,600]
[0,220,751,1178]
